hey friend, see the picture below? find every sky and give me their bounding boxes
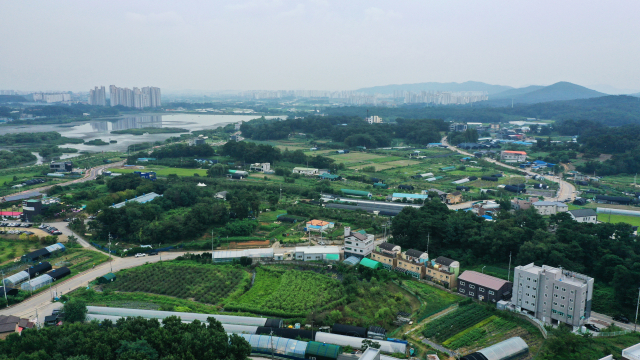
[1,0,639,93]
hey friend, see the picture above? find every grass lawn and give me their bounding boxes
[0,239,39,265]
[109,166,208,177]
[597,214,640,227]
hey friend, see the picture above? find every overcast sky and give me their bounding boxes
[1,0,639,93]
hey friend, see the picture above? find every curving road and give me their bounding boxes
[441,136,575,202]
[2,161,125,202]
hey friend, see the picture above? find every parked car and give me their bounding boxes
[148,251,158,256]
[134,253,146,258]
[613,315,630,324]
[585,324,600,332]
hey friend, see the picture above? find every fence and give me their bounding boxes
[593,330,632,337]
[90,242,117,254]
[511,311,548,338]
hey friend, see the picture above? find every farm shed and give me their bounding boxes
[295,246,341,262]
[257,327,314,341]
[332,324,367,337]
[0,287,19,297]
[452,178,470,185]
[44,243,66,255]
[456,186,470,191]
[391,193,428,202]
[359,258,382,270]
[343,256,360,266]
[481,176,498,182]
[278,216,298,223]
[314,332,406,354]
[468,176,478,181]
[341,189,372,198]
[27,262,52,277]
[20,274,53,291]
[2,271,29,287]
[235,333,308,359]
[48,267,70,281]
[460,336,528,360]
[306,341,343,360]
[373,183,388,189]
[98,273,116,284]
[367,326,387,340]
[397,185,414,190]
[86,306,280,327]
[504,185,526,193]
[21,248,51,262]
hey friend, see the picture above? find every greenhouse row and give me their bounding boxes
[19,267,70,291]
[3,262,52,287]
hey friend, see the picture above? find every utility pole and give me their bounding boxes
[108,233,113,273]
[426,233,430,256]
[211,229,214,263]
[508,252,512,282]
[270,330,275,360]
[1,270,7,306]
[482,266,486,274]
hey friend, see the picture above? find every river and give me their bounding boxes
[1,114,283,152]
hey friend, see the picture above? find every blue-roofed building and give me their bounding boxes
[111,192,163,209]
[427,143,443,148]
[391,193,429,201]
[137,158,156,162]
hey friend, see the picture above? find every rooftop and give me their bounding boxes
[405,249,426,258]
[459,271,510,290]
[307,220,332,226]
[392,193,429,200]
[502,150,527,155]
[534,201,567,206]
[111,192,162,209]
[295,246,341,254]
[569,209,597,218]
[516,263,593,287]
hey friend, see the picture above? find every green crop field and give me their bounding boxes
[0,239,39,265]
[327,153,388,164]
[109,166,208,177]
[402,280,462,319]
[103,262,250,305]
[597,214,640,227]
[226,267,344,317]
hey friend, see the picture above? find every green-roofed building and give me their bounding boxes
[98,273,116,284]
[341,189,372,198]
[359,257,382,269]
[319,173,341,181]
[325,254,340,262]
[440,166,456,171]
[305,341,342,360]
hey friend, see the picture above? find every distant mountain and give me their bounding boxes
[491,85,545,99]
[0,95,28,103]
[587,84,640,95]
[486,82,605,106]
[356,81,513,95]
[631,92,640,97]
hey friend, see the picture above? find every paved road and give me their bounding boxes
[1,161,124,202]
[589,311,638,332]
[441,136,576,202]
[0,250,204,324]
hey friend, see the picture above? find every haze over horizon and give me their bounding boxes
[1,0,639,93]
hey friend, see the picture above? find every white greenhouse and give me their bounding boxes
[20,274,53,291]
[314,332,406,354]
[234,333,308,359]
[3,271,29,287]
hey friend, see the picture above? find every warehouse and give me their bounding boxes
[27,262,52,277]
[341,189,372,198]
[294,246,341,261]
[460,337,528,360]
[21,248,51,262]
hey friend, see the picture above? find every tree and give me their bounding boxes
[63,298,87,323]
[361,339,381,350]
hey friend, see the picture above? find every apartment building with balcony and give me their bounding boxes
[425,256,460,289]
[371,242,401,270]
[396,249,429,279]
[343,227,374,259]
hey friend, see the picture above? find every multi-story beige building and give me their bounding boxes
[396,249,429,279]
[371,242,401,270]
[425,256,460,289]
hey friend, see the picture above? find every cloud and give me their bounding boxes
[226,0,284,11]
[125,12,185,26]
[365,7,401,21]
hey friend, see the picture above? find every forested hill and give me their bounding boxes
[0,95,28,103]
[485,81,605,106]
[324,95,640,126]
[355,81,512,95]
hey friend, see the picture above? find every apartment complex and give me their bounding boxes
[366,116,382,124]
[425,256,460,289]
[533,201,568,215]
[32,92,71,103]
[512,263,594,327]
[88,86,106,106]
[343,227,374,259]
[109,85,161,109]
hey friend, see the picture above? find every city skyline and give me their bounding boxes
[108,85,161,109]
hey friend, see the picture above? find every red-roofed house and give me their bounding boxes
[500,150,527,162]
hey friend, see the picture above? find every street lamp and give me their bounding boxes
[482,266,486,274]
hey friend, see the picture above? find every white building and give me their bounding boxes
[512,263,593,327]
[294,246,341,261]
[88,86,106,106]
[366,116,382,124]
[500,151,527,162]
[568,209,597,223]
[292,167,318,175]
[343,227,374,259]
[249,163,271,172]
[110,85,161,109]
[533,201,568,215]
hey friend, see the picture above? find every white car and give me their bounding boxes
[134,253,146,258]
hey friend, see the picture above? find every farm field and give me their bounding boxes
[108,166,208,177]
[226,267,344,317]
[327,153,389,164]
[402,280,462,319]
[0,239,39,265]
[103,262,250,305]
[597,214,640,227]
[59,248,111,275]
[421,303,544,356]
